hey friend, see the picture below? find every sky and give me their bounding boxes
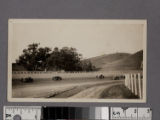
[9,19,146,63]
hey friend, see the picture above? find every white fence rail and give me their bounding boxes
[12,71,116,79]
[125,73,143,99]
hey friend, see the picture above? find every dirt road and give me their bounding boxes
[13,79,125,98]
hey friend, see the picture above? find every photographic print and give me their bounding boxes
[8,19,147,102]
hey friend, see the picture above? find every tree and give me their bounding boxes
[60,47,82,71]
[47,47,83,71]
[81,60,96,71]
[15,43,96,71]
[16,43,51,71]
[36,47,51,70]
[46,47,62,70]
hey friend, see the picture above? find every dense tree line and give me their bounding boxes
[15,43,96,71]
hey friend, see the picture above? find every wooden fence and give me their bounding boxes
[12,71,116,79]
[125,73,143,99]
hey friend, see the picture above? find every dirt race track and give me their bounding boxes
[12,77,138,99]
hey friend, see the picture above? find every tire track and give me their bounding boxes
[70,83,123,98]
[50,81,123,98]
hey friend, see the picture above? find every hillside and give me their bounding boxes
[101,50,143,71]
[85,53,130,69]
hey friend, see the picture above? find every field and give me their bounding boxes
[12,72,139,99]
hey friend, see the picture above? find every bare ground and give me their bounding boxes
[12,78,138,99]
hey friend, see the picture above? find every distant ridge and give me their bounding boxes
[85,50,143,71]
[101,50,143,71]
[85,53,130,69]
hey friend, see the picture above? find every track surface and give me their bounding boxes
[12,78,125,98]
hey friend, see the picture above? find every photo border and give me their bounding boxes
[7,19,147,103]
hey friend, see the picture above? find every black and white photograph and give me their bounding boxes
[8,19,147,102]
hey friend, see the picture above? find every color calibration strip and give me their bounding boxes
[42,107,109,120]
[3,106,152,120]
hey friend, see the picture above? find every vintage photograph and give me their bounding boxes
[8,19,147,102]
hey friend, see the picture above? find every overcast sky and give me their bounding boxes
[10,19,145,63]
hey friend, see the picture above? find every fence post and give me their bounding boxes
[126,74,129,87]
[133,74,135,94]
[128,74,131,90]
[124,73,143,99]
[125,74,128,87]
[138,73,142,99]
[131,74,134,93]
[134,74,138,96]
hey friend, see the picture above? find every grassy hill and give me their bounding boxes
[85,53,130,69]
[86,50,143,71]
[101,50,143,71]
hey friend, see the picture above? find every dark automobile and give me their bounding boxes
[52,76,62,81]
[113,75,125,80]
[96,74,105,79]
[21,77,34,83]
